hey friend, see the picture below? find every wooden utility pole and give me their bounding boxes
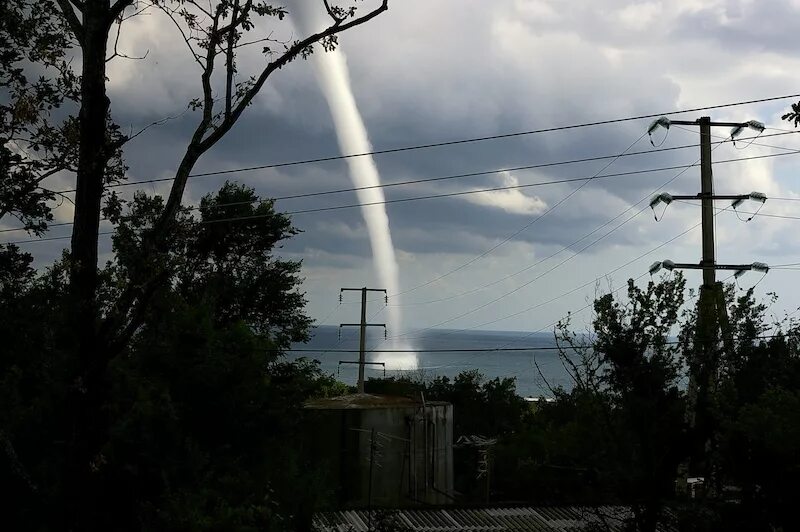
[340,287,387,393]
[649,115,768,306]
[648,115,769,491]
[698,116,716,288]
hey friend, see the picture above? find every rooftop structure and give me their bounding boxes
[305,393,442,409]
[304,393,454,507]
[313,506,679,532]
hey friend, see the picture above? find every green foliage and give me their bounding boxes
[428,370,528,437]
[0,0,126,233]
[495,387,610,504]
[0,1,388,528]
[781,100,800,128]
[105,300,324,530]
[0,184,333,530]
[496,276,687,530]
[366,370,528,439]
[365,370,528,503]
[0,248,73,529]
[313,374,356,398]
[0,0,74,231]
[103,182,312,349]
[501,277,800,531]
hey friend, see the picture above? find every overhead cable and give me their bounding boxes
[49,92,800,193]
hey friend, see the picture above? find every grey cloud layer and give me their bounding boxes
[11,0,800,330]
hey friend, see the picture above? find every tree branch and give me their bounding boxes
[184,0,213,19]
[323,0,345,25]
[35,165,70,183]
[215,0,252,36]
[224,0,240,120]
[108,0,134,24]
[157,4,206,69]
[55,0,84,39]
[532,352,557,397]
[232,33,279,50]
[201,0,389,152]
[158,0,388,232]
[199,6,223,128]
[116,108,190,149]
[117,1,389,339]
[37,186,76,206]
[106,17,150,62]
[103,269,171,357]
[121,3,153,21]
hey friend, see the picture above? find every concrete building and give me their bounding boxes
[304,393,454,508]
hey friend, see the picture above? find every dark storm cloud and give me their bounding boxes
[108,90,713,263]
[17,67,755,269]
[670,1,800,55]
[7,0,800,330]
[93,0,703,263]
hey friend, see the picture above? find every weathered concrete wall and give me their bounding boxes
[304,395,453,508]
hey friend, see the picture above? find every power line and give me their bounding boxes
[54,139,706,195]
[495,270,743,358]
[384,131,649,298]
[357,131,658,354]
[7,149,800,246]
[48,93,800,193]
[43,131,799,206]
[393,204,649,333]
[394,130,737,307]
[516,266,789,389]
[437,227,699,338]
[314,301,343,326]
[674,126,800,154]
[740,212,800,221]
[495,272,652,351]
[2,138,712,236]
[385,131,738,328]
[427,201,751,347]
[1,164,663,236]
[395,216,708,343]
[3,231,113,244]
[673,199,800,221]
[5,133,800,238]
[283,345,609,353]
[287,330,794,354]
[0,162,706,239]
[279,149,800,217]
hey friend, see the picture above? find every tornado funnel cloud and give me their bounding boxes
[292,3,416,370]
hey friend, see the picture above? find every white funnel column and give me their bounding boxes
[291,3,416,369]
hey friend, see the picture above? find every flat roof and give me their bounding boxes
[304,393,450,410]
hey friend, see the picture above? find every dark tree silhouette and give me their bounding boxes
[2,2,390,529]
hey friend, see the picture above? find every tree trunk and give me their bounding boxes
[68,2,112,529]
[71,6,109,328]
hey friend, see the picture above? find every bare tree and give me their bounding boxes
[102,0,389,352]
[36,2,390,528]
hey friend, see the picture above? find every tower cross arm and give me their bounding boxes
[669,194,751,201]
[669,119,751,127]
[667,262,767,271]
[340,288,388,293]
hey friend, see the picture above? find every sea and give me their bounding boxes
[288,326,574,398]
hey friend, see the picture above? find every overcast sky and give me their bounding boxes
[6,0,800,336]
